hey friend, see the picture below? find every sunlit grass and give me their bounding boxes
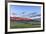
[10,20,41,29]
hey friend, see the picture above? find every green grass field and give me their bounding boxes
[10,20,41,29]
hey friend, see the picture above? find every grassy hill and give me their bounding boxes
[10,20,41,29]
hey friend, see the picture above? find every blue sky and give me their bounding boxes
[10,5,41,18]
